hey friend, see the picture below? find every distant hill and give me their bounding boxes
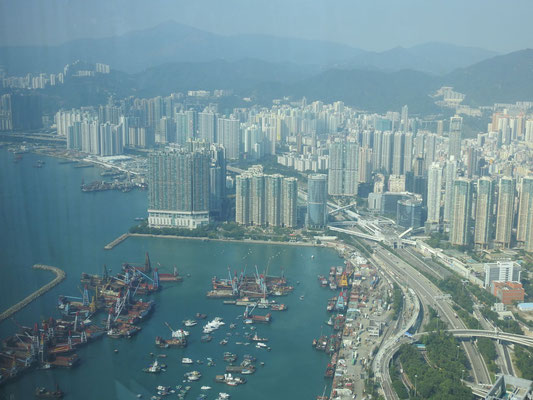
[344,42,498,75]
[0,21,362,75]
[443,49,533,105]
[23,48,533,115]
[0,21,498,76]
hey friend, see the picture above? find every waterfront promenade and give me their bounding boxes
[104,231,318,250]
[0,264,66,322]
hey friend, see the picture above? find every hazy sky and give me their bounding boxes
[1,0,532,52]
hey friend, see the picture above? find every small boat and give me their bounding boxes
[300,295,305,300]
[184,320,197,327]
[196,313,207,319]
[251,333,268,342]
[200,386,212,390]
[219,339,228,345]
[185,371,202,381]
[217,393,230,400]
[143,360,161,373]
[182,358,194,364]
[35,385,64,398]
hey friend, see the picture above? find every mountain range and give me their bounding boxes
[1,21,531,114]
[0,21,497,75]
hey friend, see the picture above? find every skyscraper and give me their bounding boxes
[426,163,442,227]
[198,111,216,143]
[443,158,457,226]
[217,118,240,160]
[450,178,473,246]
[236,174,251,225]
[448,115,463,161]
[148,148,210,229]
[474,177,494,249]
[494,177,515,248]
[235,166,297,228]
[381,131,394,173]
[392,131,405,175]
[307,174,328,228]
[282,177,298,228]
[327,140,359,196]
[517,177,533,251]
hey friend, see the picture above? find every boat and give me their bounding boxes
[216,394,230,400]
[200,386,212,390]
[219,339,228,345]
[251,333,268,342]
[184,320,197,327]
[223,352,237,363]
[35,385,64,398]
[184,371,202,381]
[196,313,207,319]
[143,360,161,373]
[300,295,305,300]
[255,342,269,350]
[182,358,194,364]
[134,217,145,221]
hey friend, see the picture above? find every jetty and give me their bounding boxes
[0,264,66,322]
[104,233,130,250]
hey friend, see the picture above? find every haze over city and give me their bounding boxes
[1,1,533,400]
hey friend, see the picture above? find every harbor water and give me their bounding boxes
[0,148,339,400]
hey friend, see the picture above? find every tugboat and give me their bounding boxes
[35,385,64,398]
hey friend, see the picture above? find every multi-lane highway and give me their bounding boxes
[371,246,492,388]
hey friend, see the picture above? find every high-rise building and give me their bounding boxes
[148,148,210,229]
[448,115,463,161]
[517,177,533,252]
[403,132,414,174]
[198,111,216,143]
[307,174,328,228]
[450,178,473,246]
[209,144,226,219]
[381,131,394,173]
[474,177,494,249]
[265,175,283,226]
[392,131,405,175]
[217,118,240,160]
[426,162,442,226]
[443,158,457,225]
[494,177,515,248]
[235,174,251,225]
[282,177,298,227]
[235,166,297,228]
[250,172,266,226]
[327,140,359,196]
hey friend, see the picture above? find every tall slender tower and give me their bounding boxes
[450,178,473,246]
[426,163,443,227]
[448,115,463,161]
[307,174,328,228]
[235,174,251,225]
[282,177,298,228]
[474,177,494,249]
[494,177,515,249]
[443,158,458,226]
[517,177,533,249]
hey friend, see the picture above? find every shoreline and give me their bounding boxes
[107,232,320,248]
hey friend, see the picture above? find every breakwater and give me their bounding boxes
[0,264,66,322]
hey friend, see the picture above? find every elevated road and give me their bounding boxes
[370,246,491,399]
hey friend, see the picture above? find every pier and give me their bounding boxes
[0,264,66,322]
[104,233,130,250]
